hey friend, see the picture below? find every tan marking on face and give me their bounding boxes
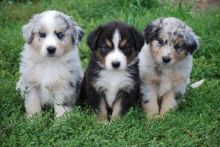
[174,35,184,44]
[174,50,186,61]
[119,39,127,48]
[173,36,187,61]
[150,35,187,64]
[54,25,73,55]
[58,35,73,54]
[31,26,47,54]
[31,23,73,55]
[55,27,65,33]
[105,39,113,49]
[160,33,168,43]
[95,50,105,64]
[31,33,42,54]
[31,26,49,54]
[149,41,160,59]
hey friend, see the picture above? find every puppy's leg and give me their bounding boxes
[111,98,122,120]
[141,84,159,117]
[160,91,177,115]
[87,87,108,122]
[53,92,74,117]
[112,90,135,120]
[25,88,42,118]
[96,98,108,122]
[54,104,73,117]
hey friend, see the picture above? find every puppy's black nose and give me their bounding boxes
[47,46,56,54]
[112,61,120,69]
[162,56,171,63]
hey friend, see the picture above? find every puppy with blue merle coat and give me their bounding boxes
[16,10,84,117]
[139,17,199,117]
[81,21,144,121]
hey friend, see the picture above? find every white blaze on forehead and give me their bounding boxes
[105,29,127,70]
[40,11,57,32]
[39,11,59,57]
[112,29,120,48]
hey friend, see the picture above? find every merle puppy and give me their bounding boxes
[81,21,144,121]
[139,17,199,117]
[16,10,83,117]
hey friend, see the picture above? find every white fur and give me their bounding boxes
[94,70,134,107]
[105,30,127,70]
[16,10,83,117]
[139,43,192,116]
[139,44,192,98]
[191,79,205,88]
[140,17,198,116]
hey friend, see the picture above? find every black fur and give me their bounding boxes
[81,55,140,117]
[185,35,198,54]
[130,26,145,51]
[175,92,183,100]
[87,26,103,50]
[81,21,143,120]
[77,29,84,42]
[144,23,160,44]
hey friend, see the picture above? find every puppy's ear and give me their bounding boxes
[22,24,34,44]
[22,14,41,44]
[87,26,102,51]
[130,26,144,51]
[65,17,84,45]
[185,33,199,54]
[144,23,160,44]
[73,25,84,45]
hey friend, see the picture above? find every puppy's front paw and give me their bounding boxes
[142,102,159,118]
[160,92,177,115]
[54,105,73,117]
[95,114,109,124]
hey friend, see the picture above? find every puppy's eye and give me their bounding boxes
[121,46,132,55]
[56,32,65,40]
[39,32,46,38]
[174,44,181,50]
[157,39,164,45]
[99,47,110,55]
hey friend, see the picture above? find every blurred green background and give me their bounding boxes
[0,0,220,146]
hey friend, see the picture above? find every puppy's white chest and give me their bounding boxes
[157,68,184,96]
[157,74,172,96]
[95,70,133,107]
[36,61,70,84]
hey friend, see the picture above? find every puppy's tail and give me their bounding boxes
[190,79,205,89]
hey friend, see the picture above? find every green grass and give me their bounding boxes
[0,0,220,146]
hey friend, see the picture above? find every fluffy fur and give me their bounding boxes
[139,17,199,117]
[16,10,84,117]
[81,21,144,121]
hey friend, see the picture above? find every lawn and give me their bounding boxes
[0,0,220,146]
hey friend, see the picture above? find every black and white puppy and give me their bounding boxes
[139,17,199,117]
[81,21,144,121]
[16,10,84,117]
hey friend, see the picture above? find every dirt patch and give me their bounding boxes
[160,0,220,11]
[195,0,220,10]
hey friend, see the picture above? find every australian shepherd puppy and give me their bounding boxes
[139,17,199,117]
[81,21,144,121]
[16,10,84,117]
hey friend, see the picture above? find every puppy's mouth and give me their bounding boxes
[47,54,56,57]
